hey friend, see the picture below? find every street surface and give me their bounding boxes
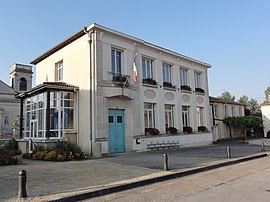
[88,156,270,202]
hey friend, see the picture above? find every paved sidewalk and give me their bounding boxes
[1,140,269,201]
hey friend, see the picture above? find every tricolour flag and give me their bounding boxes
[133,62,137,82]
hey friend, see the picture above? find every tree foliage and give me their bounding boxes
[265,86,270,101]
[238,95,249,105]
[223,116,263,131]
[219,91,235,101]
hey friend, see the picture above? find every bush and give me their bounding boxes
[198,126,208,132]
[166,127,178,134]
[32,151,47,160]
[45,150,58,161]
[145,128,160,136]
[57,154,66,161]
[22,153,32,159]
[55,141,78,158]
[0,150,19,166]
[183,126,193,134]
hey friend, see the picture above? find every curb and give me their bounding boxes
[47,153,268,202]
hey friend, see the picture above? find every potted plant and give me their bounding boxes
[183,126,193,134]
[198,126,208,132]
[143,78,157,85]
[166,127,178,134]
[163,82,175,88]
[195,88,205,93]
[145,128,160,136]
[181,85,191,91]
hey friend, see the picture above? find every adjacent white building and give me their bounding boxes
[0,64,33,139]
[210,96,245,141]
[261,96,270,138]
[17,23,213,156]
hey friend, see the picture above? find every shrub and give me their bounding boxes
[55,141,78,158]
[45,150,58,161]
[32,151,47,160]
[22,153,32,159]
[198,126,208,132]
[166,127,178,134]
[57,154,66,161]
[0,150,19,166]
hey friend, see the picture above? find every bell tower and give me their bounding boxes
[9,63,33,92]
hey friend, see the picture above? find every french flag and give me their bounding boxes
[133,62,137,82]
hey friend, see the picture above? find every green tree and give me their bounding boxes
[219,91,235,101]
[265,86,270,101]
[238,95,249,105]
[248,98,260,115]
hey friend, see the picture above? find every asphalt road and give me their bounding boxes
[88,155,270,202]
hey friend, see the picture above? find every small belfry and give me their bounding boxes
[9,63,33,92]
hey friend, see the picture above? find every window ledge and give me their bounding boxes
[195,92,205,95]
[142,83,158,88]
[163,87,176,91]
[181,90,192,94]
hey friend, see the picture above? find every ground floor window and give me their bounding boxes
[182,106,190,127]
[196,107,204,127]
[144,102,156,128]
[24,91,75,139]
[165,104,174,128]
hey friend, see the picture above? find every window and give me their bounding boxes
[196,107,203,127]
[111,49,122,77]
[165,104,174,128]
[162,63,172,83]
[194,71,201,88]
[24,91,75,139]
[19,77,27,91]
[180,68,188,86]
[214,105,218,118]
[239,107,242,116]
[232,106,235,116]
[55,61,63,81]
[225,106,228,117]
[142,58,153,79]
[182,106,190,127]
[144,103,155,128]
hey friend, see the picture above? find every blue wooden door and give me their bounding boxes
[108,109,125,153]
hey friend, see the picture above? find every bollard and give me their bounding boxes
[261,142,265,152]
[226,146,231,158]
[18,170,27,198]
[163,153,168,171]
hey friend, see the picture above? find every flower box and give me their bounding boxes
[143,78,157,85]
[195,88,205,93]
[183,126,193,134]
[181,85,191,91]
[163,82,175,88]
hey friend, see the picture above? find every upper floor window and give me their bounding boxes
[214,104,218,118]
[55,61,63,81]
[111,49,122,77]
[239,107,242,116]
[232,106,235,116]
[142,58,153,79]
[225,106,228,117]
[144,102,156,128]
[194,71,201,88]
[162,63,172,83]
[19,77,27,91]
[180,68,188,86]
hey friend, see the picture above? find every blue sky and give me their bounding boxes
[0,0,269,102]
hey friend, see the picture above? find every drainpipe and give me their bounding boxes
[84,27,95,157]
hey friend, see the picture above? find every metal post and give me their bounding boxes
[226,146,231,158]
[261,142,265,152]
[163,153,168,171]
[18,170,27,198]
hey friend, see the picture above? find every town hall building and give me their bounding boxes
[16,23,213,156]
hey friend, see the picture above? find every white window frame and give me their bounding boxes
[111,48,122,76]
[55,61,63,82]
[194,71,201,89]
[196,107,204,127]
[180,68,188,86]
[162,63,172,83]
[142,58,153,79]
[144,103,156,128]
[165,104,174,128]
[182,106,190,127]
